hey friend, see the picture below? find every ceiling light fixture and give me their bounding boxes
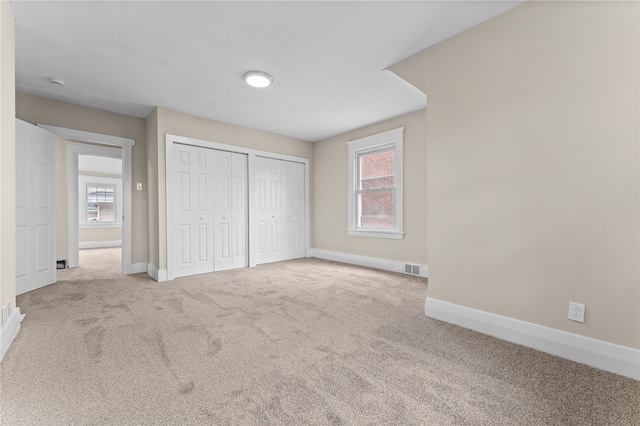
[243,71,273,88]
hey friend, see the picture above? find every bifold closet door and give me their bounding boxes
[255,157,306,265]
[173,145,214,277]
[255,157,282,264]
[281,161,306,260]
[212,151,248,271]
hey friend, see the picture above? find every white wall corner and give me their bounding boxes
[310,248,427,278]
[146,264,168,282]
[0,308,23,362]
[424,297,640,381]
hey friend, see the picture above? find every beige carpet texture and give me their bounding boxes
[1,248,638,425]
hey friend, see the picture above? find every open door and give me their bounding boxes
[15,119,57,295]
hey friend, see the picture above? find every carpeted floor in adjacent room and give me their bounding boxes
[1,248,638,425]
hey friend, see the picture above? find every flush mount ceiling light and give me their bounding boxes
[243,71,273,88]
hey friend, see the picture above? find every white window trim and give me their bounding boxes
[347,127,404,240]
[79,175,123,228]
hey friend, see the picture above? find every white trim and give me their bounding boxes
[130,262,148,274]
[425,297,640,381]
[310,248,428,278]
[79,175,123,226]
[43,126,134,275]
[347,229,404,239]
[0,308,23,362]
[39,125,134,148]
[165,134,311,279]
[79,224,122,229]
[147,264,168,282]
[67,151,79,268]
[79,240,122,249]
[147,264,159,281]
[346,127,404,240]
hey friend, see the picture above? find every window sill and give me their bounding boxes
[80,223,122,229]
[347,229,404,240]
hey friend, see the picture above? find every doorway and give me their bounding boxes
[77,154,123,267]
[38,124,136,275]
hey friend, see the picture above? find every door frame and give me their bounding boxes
[165,134,310,281]
[38,124,135,275]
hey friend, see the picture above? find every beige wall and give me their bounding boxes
[313,109,427,265]
[391,1,639,349]
[16,93,148,265]
[148,107,313,270]
[0,0,16,313]
[79,227,121,243]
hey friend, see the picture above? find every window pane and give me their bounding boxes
[87,185,98,203]
[86,183,115,223]
[97,202,115,222]
[87,203,98,221]
[358,190,395,228]
[359,149,394,190]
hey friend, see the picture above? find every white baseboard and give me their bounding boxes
[147,264,168,282]
[128,262,148,274]
[425,297,640,380]
[310,248,427,278]
[0,308,24,362]
[79,240,122,249]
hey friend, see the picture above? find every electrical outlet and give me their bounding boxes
[568,302,585,323]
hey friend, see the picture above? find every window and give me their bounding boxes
[86,184,116,223]
[347,127,404,239]
[79,175,122,227]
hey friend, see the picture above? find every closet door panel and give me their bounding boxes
[255,156,281,264]
[282,161,306,260]
[213,151,247,271]
[231,153,248,268]
[172,145,214,278]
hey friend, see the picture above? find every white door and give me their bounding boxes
[255,156,281,264]
[281,161,306,260]
[15,120,57,295]
[172,144,214,278]
[212,151,247,271]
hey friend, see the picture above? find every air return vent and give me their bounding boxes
[404,264,421,276]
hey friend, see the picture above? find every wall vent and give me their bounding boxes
[404,264,421,276]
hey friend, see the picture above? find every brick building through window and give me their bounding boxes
[358,149,395,228]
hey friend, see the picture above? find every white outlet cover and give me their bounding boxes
[568,301,585,323]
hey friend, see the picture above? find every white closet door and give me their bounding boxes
[255,156,281,264]
[213,151,247,271]
[15,120,57,295]
[281,161,306,260]
[172,145,214,277]
[231,153,248,268]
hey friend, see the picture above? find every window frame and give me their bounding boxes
[346,127,404,240]
[79,175,123,228]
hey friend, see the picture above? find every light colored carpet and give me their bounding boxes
[1,248,638,425]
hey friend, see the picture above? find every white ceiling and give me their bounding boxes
[78,155,122,177]
[12,1,522,142]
